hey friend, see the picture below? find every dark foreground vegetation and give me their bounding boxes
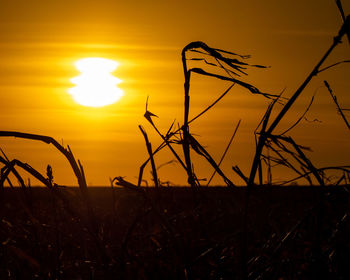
[1,186,350,279]
[0,3,349,280]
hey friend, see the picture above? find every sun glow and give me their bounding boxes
[68,58,124,107]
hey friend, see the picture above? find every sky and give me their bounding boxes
[0,0,349,186]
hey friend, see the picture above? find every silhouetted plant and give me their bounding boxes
[324,80,350,130]
[248,15,350,185]
[139,41,274,187]
[0,131,112,266]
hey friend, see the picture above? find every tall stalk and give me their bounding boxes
[248,16,350,185]
[181,50,198,187]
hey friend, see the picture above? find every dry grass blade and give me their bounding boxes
[266,16,349,135]
[182,41,276,186]
[188,133,235,186]
[189,58,218,67]
[144,97,159,126]
[145,84,236,183]
[0,159,51,187]
[143,100,188,171]
[336,0,350,44]
[271,137,314,185]
[278,166,350,185]
[0,131,111,264]
[251,97,281,185]
[248,17,350,184]
[182,41,273,186]
[266,142,311,185]
[324,80,350,130]
[113,176,143,191]
[157,160,177,170]
[254,93,283,139]
[207,119,241,186]
[275,135,324,185]
[77,158,87,188]
[232,165,249,185]
[137,141,167,187]
[190,68,277,99]
[0,150,24,188]
[318,60,350,73]
[335,174,346,185]
[189,83,235,124]
[139,125,159,187]
[184,41,268,73]
[280,95,315,135]
[46,165,53,187]
[214,57,241,78]
[212,47,251,59]
[0,131,87,190]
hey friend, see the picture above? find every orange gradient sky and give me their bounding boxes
[0,0,349,186]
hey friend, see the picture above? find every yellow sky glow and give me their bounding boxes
[0,0,349,186]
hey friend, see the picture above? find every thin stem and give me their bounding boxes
[207,119,241,185]
[0,131,87,190]
[182,49,197,186]
[248,17,349,185]
[139,125,159,187]
[324,80,350,130]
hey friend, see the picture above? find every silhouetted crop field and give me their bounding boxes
[0,3,349,279]
[1,186,350,279]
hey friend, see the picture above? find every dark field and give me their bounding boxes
[1,186,350,279]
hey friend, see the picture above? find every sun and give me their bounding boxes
[68,57,124,107]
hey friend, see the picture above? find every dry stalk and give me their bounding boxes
[249,16,350,185]
[0,131,87,190]
[324,80,350,130]
[181,41,276,186]
[207,119,241,186]
[0,153,25,188]
[0,131,111,265]
[139,125,159,187]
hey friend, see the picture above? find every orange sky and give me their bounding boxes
[0,0,349,186]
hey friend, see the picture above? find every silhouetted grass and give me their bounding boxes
[0,4,349,280]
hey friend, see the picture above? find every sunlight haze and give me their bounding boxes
[0,0,349,186]
[68,57,123,107]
